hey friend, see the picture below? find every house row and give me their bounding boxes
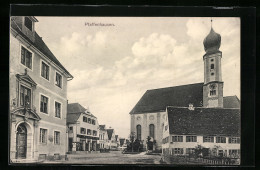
[129,25,240,160]
[67,103,120,152]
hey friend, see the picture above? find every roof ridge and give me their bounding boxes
[147,82,203,91]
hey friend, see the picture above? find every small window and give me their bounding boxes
[54,131,60,145]
[80,128,86,134]
[40,95,48,113]
[203,136,214,143]
[211,72,214,76]
[69,127,73,131]
[92,119,96,125]
[172,136,183,142]
[40,128,47,144]
[55,72,62,88]
[228,137,240,144]
[173,148,183,155]
[209,84,217,96]
[216,136,226,143]
[88,118,91,124]
[24,17,33,31]
[83,116,87,122]
[186,136,197,142]
[41,61,49,80]
[87,129,92,135]
[21,46,32,69]
[55,102,61,118]
[20,85,31,107]
[211,59,214,62]
[210,64,214,69]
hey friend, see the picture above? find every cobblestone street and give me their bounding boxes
[43,151,162,164]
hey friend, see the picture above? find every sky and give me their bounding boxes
[35,17,240,139]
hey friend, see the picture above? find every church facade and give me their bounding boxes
[129,26,240,152]
[10,16,73,162]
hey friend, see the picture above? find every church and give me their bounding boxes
[129,24,240,153]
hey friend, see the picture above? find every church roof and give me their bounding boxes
[130,83,204,114]
[167,107,240,136]
[130,82,240,114]
[11,17,73,79]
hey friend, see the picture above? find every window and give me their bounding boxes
[21,46,32,69]
[55,102,61,118]
[229,149,240,158]
[165,125,168,131]
[40,128,47,144]
[80,128,86,134]
[20,85,31,107]
[203,136,214,143]
[88,118,91,123]
[186,148,195,154]
[93,130,97,136]
[136,125,141,140]
[210,64,214,69]
[69,126,73,132]
[216,136,226,143]
[173,148,183,155]
[172,136,183,142]
[186,136,197,142]
[228,137,240,144]
[41,61,49,80]
[55,72,62,88]
[54,131,60,145]
[209,84,217,96]
[211,72,214,76]
[40,95,48,113]
[24,17,32,31]
[83,116,87,122]
[87,129,92,135]
[149,124,155,138]
[92,119,96,125]
[211,59,214,62]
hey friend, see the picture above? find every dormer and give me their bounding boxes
[21,16,38,42]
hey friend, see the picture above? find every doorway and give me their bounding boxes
[16,123,27,159]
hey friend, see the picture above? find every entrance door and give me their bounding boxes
[68,138,73,151]
[16,124,27,159]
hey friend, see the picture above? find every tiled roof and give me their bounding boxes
[10,17,73,78]
[167,107,240,136]
[68,103,87,114]
[130,83,240,114]
[66,113,81,124]
[223,96,240,108]
[107,129,114,140]
[130,83,204,114]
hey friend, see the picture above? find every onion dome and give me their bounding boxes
[203,28,221,54]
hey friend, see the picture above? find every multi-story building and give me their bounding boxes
[10,16,73,162]
[129,24,240,153]
[98,125,109,149]
[67,103,99,152]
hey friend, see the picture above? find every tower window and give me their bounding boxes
[211,59,214,62]
[211,72,214,76]
[210,64,214,69]
[209,84,217,96]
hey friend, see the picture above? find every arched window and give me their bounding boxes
[210,64,214,69]
[149,124,155,139]
[209,84,217,96]
[136,125,141,140]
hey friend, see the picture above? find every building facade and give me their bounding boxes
[67,103,99,152]
[10,16,73,162]
[129,25,240,152]
[107,128,118,150]
[98,125,109,149]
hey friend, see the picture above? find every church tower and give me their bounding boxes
[203,21,223,108]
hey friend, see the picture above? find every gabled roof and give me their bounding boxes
[130,83,240,114]
[167,107,240,136]
[107,129,114,140]
[68,103,87,114]
[66,113,81,124]
[10,17,73,79]
[130,83,204,114]
[223,96,240,108]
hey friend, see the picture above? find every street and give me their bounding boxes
[44,151,162,164]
